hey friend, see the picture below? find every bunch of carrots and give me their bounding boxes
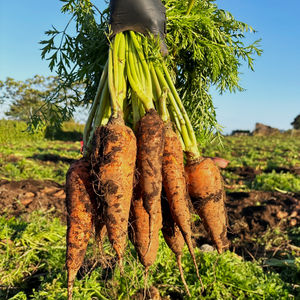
[65,30,229,299]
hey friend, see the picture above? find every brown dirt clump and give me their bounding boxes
[0,179,67,222]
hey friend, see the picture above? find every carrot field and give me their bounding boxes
[0,131,299,299]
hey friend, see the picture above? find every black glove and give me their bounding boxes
[109,0,168,55]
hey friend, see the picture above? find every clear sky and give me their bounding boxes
[0,0,299,134]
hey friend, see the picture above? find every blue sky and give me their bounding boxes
[0,0,299,134]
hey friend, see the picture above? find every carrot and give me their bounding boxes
[185,157,230,254]
[129,181,162,270]
[162,122,202,285]
[135,108,165,250]
[91,115,136,271]
[65,158,96,300]
[161,189,190,297]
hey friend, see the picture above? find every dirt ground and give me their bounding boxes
[1,170,299,261]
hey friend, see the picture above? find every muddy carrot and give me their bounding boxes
[185,157,230,254]
[129,181,162,270]
[125,32,166,251]
[91,114,137,271]
[162,121,202,284]
[153,61,230,254]
[66,158,96,300]
[161,189,191,297]
[135,108,165,250]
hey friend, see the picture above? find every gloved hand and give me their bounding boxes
[109,0,168,55]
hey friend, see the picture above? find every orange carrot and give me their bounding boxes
[161,189,190,297]
[91,115,136,271]
[135,108,165,249]
[162,122,202,284]
[65,158,96,300]
[185,157,230,254]
[129,181,162,270]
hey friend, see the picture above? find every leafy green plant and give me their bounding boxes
[0,211,66,298]
[0,140,81,184]
[1,211,298,299]
[253,171,300,192]
[0,120,45,144]
[205,135,300,169]
[0,119,85,144]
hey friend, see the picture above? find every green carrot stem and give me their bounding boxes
[129,31,152,100]
[131,92,140,131]
[108,41,121,117]
[102,104,111,126]
[168,106,186,151]
[161,61,199,155]
[154,65,185,125]
[158,87,169,123]
[143,35,149,60]
[138,97,145,118]
[186,0,196,15]
[127,39,141,85]
[132,42,147,97]
[113,33,121,96]
[149,62,161,113]
[155,71,192,149]
[126,36,154,111]
[117,32,127,111]
[123,103,131,124]
[181,125,193,152]
[168,105,182,135]
[138,57,145,88]
[94,81,110,128]
[82,60,108,146]
[130,38,145,89]
[84,80,110,156]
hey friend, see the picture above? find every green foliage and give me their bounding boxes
[164,0,262,147]
[0,139,81,184]
[34,0,262,148]
[0,211,296,299]
[0,76,49,122]
[33,0,109,133]
[0,119,85,144]
[204,134,300,192]
[253,171,300,192]
[0,211,66,298]
[205,135,300,170]
[44,121,84,141]
[0,119,45,144]
[0,76,84,127]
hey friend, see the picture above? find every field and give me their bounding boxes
[0,133,300,299]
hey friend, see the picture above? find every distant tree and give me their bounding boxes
[0,76,84,124]
[291,114,300,130]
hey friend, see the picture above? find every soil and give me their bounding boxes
[0,179,67,222]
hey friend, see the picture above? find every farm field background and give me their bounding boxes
[0,123,300,299]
